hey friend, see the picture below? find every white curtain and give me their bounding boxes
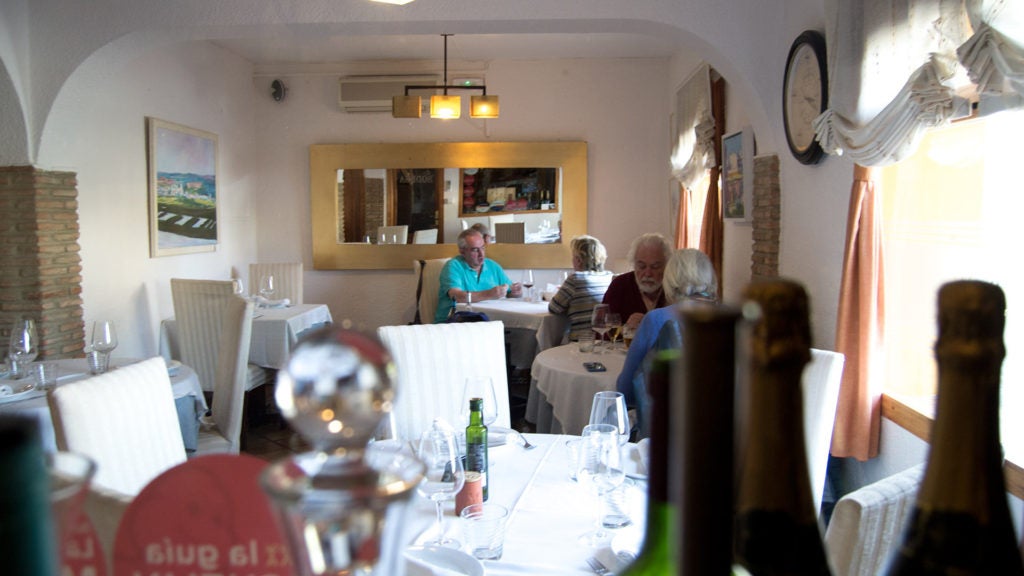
[816,0,1024,167]
[671,64,716,191]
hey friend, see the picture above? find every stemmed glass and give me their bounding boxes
[89,320,118,374]
[258,274,276,303]
[575,423,625,547]
[590,304,611,354]
[460,376,499,427]
[522,270,535,301]
[589,391,631,446]
[416,418,466,549]
[8,318,38,379]
[605,313,622,351]
[232,278,246,297]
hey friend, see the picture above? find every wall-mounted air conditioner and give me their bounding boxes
[338,75,440,113]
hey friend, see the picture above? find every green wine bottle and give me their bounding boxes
[620,348,678,574]
[0,416,58,576]
[465,397,489,501]
[733,279,832,575]
[885,280,1024,575]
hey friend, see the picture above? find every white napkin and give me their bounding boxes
[635,438,650,476]
[0,384,12,396]
[255,296,291,308]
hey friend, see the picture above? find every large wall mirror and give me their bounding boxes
[311,141,588,270]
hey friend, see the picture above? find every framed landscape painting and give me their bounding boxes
[722,129,753,221]
[147,117,219,257]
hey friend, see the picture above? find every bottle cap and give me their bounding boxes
[470,397,483,411]
[456,471,483,515]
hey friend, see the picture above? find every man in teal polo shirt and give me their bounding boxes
[435,228,523,322]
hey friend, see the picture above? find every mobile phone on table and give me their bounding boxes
[583,362,607,372]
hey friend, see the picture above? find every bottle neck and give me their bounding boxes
[469,404,484,427]
[736,362,817,524]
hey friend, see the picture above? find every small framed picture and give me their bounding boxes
[147,117,219,257]
[722,129,753,221]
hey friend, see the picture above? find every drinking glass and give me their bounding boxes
[416,419,465,548]
[522,270,535,301]
[589,391,630,446]
[575,423,625,547]
[8,318,39,379]
[590,304,611,354]
[258,274,276,301]
[232,278,246,297]
[89,320,117,374]
[605,312,622,351]
[460,376,498,427]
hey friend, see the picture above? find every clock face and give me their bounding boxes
[784,31,827,164]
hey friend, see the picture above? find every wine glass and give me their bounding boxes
[89,320,118,374]
[522,270,535,301]
[8,318,38,379]
[258,274,276,302]
[575,423,625,547]
[460,376,499,427]
[589,391,630,446]
[416,418,466,549]
[605,313,622,351]
[590,304,611,354]
[232,278,246,297]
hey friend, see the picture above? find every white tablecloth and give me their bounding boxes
[160,303,333,370]
[0,357,206,451]
[392,433,647,575]
[459,298,569,368]
[526,345,626,435]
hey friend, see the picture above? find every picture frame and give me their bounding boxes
[147,117,219,257]
[722,128,753,221]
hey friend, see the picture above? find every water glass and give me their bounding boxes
[460,502,509,560]
[34,362,59,391]
[8,318,38,379]
[577,333,594,354]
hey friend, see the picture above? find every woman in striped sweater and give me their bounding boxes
[548,235,614,342]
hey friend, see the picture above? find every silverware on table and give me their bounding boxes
[512,430,537,450]
[586,556,613,576]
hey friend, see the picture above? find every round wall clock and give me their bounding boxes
[783,30,828,165]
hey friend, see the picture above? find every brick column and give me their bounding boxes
[0,165,85,359]
[751,154,780,282]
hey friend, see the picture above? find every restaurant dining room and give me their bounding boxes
[3,0,1024,574]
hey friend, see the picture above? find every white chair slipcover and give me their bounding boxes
[825,465,924,576]
[412,228,439,244]
[170,278,267,393]
[487,214,515,235]
[804,348,845,517]
[196,297,254,454]
[249,261,304,305]
[413,257,451,324]
[378,224,409,244]
[49,356,186,496]
[377,320,510,441]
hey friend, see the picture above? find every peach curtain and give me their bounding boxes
[831,165,885,461]
[699,76,726,288]
[675,182,690,249]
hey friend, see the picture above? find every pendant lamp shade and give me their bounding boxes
[392,95,422,118]
[392,34,499,120]
[430,95,461,119]
[470,95,500,118]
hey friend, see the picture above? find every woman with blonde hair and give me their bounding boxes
[548,235,614,342]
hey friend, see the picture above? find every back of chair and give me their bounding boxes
[488,214,515,233]
[412,228,438,244]
[171,279,236,392]
[249,261,303,305]
[49,357,186,496]
[494,222,526,244]
[803,348,845,517]
[201,297,254,454]
[378,224,409,244]
[414,257,451,324]
[377,321,510,441]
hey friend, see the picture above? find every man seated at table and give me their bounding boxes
[601,232,672,331]
[434,228,523,323]
[548,235,614,341]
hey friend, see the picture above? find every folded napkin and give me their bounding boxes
[635,438,650,476]
[0,384,12,396]
[255,296,291,308]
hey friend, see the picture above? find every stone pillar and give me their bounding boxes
[751,154,780,282]
[0,165,85,359]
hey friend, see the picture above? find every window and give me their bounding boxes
[881,109,1024,439]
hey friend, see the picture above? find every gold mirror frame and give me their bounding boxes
[311,141,588,270]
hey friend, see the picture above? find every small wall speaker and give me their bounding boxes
[271,79,287,102]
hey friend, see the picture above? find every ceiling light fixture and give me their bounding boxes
[369,0,416,5]
[392,34,500,120]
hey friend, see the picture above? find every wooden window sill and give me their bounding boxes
[882,393,1024,500]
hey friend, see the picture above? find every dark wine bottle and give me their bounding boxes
[885,280,1024,575]
[620,348,678,574]
[0,415,58,576]
[465,397,489,501]
[733,279,832,575]
[673,303,743,575]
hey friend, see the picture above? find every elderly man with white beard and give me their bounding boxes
[601,233,673,331]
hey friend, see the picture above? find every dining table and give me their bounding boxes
[390,432,649,575]
[457,297,569,368]
[526,344,627,435]
[0,357,207,452]
[159,302,333,370]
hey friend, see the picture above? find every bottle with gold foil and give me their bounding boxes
[673,303,744,575]
[885,280,1024,575]
[620,348,678,575]
[733,279,832,575]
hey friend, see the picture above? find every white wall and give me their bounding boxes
[37,41,259,359]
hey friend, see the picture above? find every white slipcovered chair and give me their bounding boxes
[803,348,845,517]
[412,228,439,244]
[494,221,526,243]
[488,213,515,233]
[377,320,511,441]
[195,296,254,454]
[170,278,267,394]
[413,257,451,324]
[249,261,304,305]
[378,224,409,244]
[825,465,924,576]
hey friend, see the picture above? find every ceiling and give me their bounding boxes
[213,32,681,65]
